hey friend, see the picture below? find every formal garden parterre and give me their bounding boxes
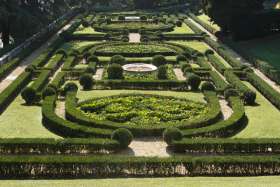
[0,10,280,178]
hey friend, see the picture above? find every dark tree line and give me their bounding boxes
[202,0,280,40]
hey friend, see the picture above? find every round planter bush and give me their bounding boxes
[224,88,239,99]
[201,81,215,91]
[111,128,133,149]
[21,87,37,105]
[176,20,182,27]
[82,20,90,27]
[163,128,183,145]
[205,49,214,56]
[243,90,257,105]
[64,82,78,93]
[88,55,99,63]
[188,74,201,90]
[79,74,94,90]
[110,55,126,65]
[152,55,166,67]
[176,55,187,62]
[157,65,168,80]
[42,87,57,99]
[107,63,123,79]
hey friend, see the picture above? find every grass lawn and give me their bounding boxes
[60,41,101,52]
[233,82,280,138]
[2,176,280,187]
[73,25,104,35]
[0,97,61,138]
[197,13,221,32]
[165,23,194,34]
[233,34,280,71]
[77,90,205,103]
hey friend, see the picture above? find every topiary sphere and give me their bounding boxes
[176,20,182,27]
[79,74,94,90]
[157,65,168,80]
[163,128,183,145]
[107,63,123,79]
[188,74,201,90]
[224,88,239,99]
[42,86,57,99]
[111,128,133,149]
[64,82,78,93]
[205,49,214,56]
[82,20,90,27]
[176,55,187,62]
[21,87,37,105]
[152,55,166,67]
[110,55,126,65]
[140,15,147,21]
[201,82,215,91]
[243,90,257,105]
[118,15,125,21]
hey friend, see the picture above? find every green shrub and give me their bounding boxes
[42,87,57,99]
[243,90,257,105]
[176,55,187,63]
[188,74,201,90]
[107,63,123,79]
[64,82,78,93]
[21,87,37,105]
[201,82,215,91]
[183,67,193,74]
[140,16,147,21]
[118,15,125,21]
[176,20,182,27]
[152,55,166,67]
[110,55,126,65]
[25,65,36,73]
[224,88,239,99]
[163,128,183,145]
[79,74,94,90]
[111,128,133,148]
[87,55,99,63]
[157,65,168,80]
[82,20,90,27]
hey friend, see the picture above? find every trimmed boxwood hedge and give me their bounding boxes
[171,138,280,154]
[182,96,246,138]
[209,71,229,93]
[0,138,120,155]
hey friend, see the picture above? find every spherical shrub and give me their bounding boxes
[79,74,94,90]
[157,65,168,80]
[176,20,182,27]
[107,63,123,79]
[188,74,201,90]
[205,49,214,56]
[85,67,96,74]
[152,55,166,67]
[82,20,90,27]
[111,128,133,149]
[224,88,239,99]
[176,55,187,62]
[140,16,147,21]
[64,82,78,93]
[163,128,183,145]
[42,86,57,99]
[110,55,126,65]
[243,90,256,105]
[21,87,37,105]
[201,81,215,91]
[118,15,125,21]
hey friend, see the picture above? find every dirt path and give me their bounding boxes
[0,21,73,93]
[173,68,186,81]
[129,33,141,43]
[118,138,171,157]
[93,68,104,80]
[219,99,233,120]
[55,101,65,119]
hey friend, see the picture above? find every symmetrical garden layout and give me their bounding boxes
[0,11,280,178]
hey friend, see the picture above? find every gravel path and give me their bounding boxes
[219,99,233,120]
[93,68,104,80]
[118,138,171,157]
[129,33,141,43]
[55,101,65,119]
[173,68,186,81]
[0,21,73,93]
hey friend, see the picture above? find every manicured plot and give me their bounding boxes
[60,41,101,52]
[233,82,280,138]
[73,26,104,35]
[100,22,169,30]
[0,96,61,138]
[233,34,280,71]
[197,14,221,32]
[166,23,194,34]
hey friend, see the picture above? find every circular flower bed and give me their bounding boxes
[78,94,209,127]
[122,63,157,73]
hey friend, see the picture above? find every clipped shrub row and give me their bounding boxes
[206,53,227,74]
[209,71,229,93]
[62,55,77,71]
[42,53,65,72]
[182,96,246,138]
[188,13,218,34]
[171,138,280,154]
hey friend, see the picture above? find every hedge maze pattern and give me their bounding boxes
[0,9,280,178]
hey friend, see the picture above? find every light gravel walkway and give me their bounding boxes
[173,68,186,81]
[0,21,74,93]
[93,68,104,80]
[219,99,233,120]
[55,101,65,119]
[119,138,171,157]
[129,33,141,43]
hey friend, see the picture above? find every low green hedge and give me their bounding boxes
[188,13,217,34]
[247,72,280,110]
[43,53,65,71]
[0,138,120,154]
[206,54,227,74]
[184,19,205,35]
[209,71,229,93]
[30,70,52,93]
[0,72,32,114]
[171,138,280,154]
[224,70,252,95]
[182,96,246,138]
[196,56,212,69]
[49,71,66,90]
[62,56,77,71]
[42,95,113,138]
